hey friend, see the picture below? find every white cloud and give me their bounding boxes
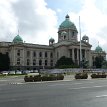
[69,0,107,51]
[0,0,18,41]
[0,0,58,44]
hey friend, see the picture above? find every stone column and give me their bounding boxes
[30,51,33,66]
[85,49,86,59]
[22,49,25,66]
[13,48,16,66]
[72,48,74,61]
[77,49,79,64]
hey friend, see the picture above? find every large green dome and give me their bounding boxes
[95,45,102,52]
[13,35,23,43]
[59,14,77,30]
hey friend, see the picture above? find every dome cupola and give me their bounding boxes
[13,34,23,43]
[95,45,103,52]
[49,37,55,46]
[59,14,77,31]
[82,35,89,43]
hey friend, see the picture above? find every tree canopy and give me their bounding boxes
[0,53,10,71]
[55,56,79,68]
[94,55,104,68]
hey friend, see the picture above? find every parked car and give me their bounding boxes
[1,71,8,75]
[16,71,22,74]
[9,71,16,74]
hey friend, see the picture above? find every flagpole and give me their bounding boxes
[79,16,82,68]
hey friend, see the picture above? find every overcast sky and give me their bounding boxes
[0,0,107,52]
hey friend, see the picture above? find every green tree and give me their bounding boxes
[0,53,10,71]
[55,56,79,68]
[102,60,107,68]
[94,55,104,68]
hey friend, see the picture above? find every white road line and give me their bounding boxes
[96,95,107,98]
[69,85,107,90]
[73,83,83,85]
[50,84,65,86]
[49,81,95,87]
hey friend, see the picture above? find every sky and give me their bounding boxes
[0,0,107,52]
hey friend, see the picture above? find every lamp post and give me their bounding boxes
[79,16,82,68]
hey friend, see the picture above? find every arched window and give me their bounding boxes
[33,59,36,65]
[39,60,42,66]
[72,32,75,37]
[17,50,20,56]
[50,52,53,58]
[45,52,47,58]
[33,51,36,57]
[17,58,20,65]
[50,60,53,66]
[45,60,47,66]
[27,59,30,65]
[39,52,42,57]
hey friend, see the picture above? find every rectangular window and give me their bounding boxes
[17,50,20,56]
[39,52,42,57]
[50,52,53,58]
[27,59,30,65]
[17,58,20,65]
[45,52,47,58]
[27,51,30,57]
[33,51,36,57]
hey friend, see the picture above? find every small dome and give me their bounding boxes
[59,14,77,31]
[13,35,23,43]
[49,38,55,43]
[95,45,103,52]
[82,35,89,40]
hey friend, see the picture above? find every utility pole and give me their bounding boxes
[79,16,82,68]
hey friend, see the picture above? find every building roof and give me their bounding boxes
[59,14,77,31]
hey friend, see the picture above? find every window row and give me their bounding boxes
[17,58,53,66]
[26,51,53,58]
[17,50,53,58]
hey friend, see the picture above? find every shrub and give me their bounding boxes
[33,75,41,82]
[57,74,64,80]
[91,73,97,78]
[75,73,88,79]
[75,73,81,79]
[91,73,106,78]
[41,75,49,81]
[24,75,29,82]
[29,75,34,82]
[49,74,57,81]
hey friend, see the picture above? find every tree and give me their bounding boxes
[55,56,79,68]
[102,60,107,68]
[94,55,104,68]
[0,53,10,71]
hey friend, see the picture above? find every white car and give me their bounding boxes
[16,71,22,74]
[9,71,16,74]
[1,71,8,75]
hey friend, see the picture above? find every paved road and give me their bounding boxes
[1,77,107,107]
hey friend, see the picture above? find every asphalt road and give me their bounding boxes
[1,77,107,107]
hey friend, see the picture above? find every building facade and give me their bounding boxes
[0,15,106,70]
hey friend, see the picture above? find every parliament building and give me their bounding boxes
[0,15,106,70]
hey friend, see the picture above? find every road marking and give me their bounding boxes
[50,83,65,86]
[49,81,95,87]
[69,85,107,90]
[8,82,25,85]
[73,83,83,85]
[0,80,8,81]
[96,95,107,98]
